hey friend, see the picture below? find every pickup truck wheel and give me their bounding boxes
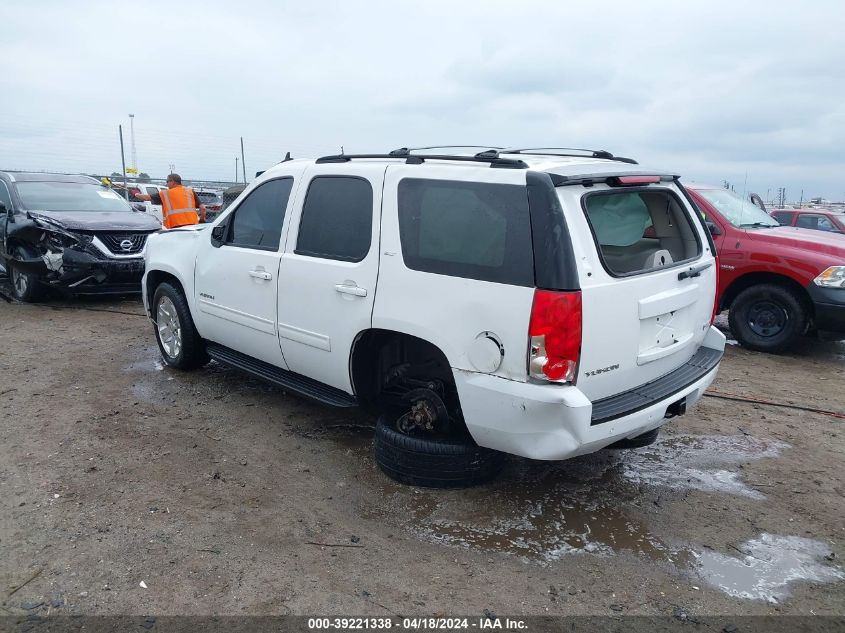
[374,414,505,488]
[605,428,659,449]
[8,247,43,303]
[152,282,209,370]
[728,283,808,353]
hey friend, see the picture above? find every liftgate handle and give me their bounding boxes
[678,262,713,281]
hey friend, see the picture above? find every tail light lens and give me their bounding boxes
[528,290,582,383]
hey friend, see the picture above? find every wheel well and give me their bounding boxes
[145,270,184,312]
[721,272,813,316]
[349,329,462,422]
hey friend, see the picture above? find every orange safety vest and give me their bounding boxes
[160,186,199,229]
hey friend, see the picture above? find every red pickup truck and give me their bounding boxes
[685,184,845,352]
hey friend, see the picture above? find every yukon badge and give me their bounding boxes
[585,363,620,377]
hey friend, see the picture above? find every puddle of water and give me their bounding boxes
[620,434,788,499]
[362,453,692,565]
[695,533,844,602]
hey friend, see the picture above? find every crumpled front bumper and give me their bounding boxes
[11,247,145,294]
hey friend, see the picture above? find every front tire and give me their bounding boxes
[8,248,43,303]
[728,283,808,353]
[374,414,505,488]
[152,282,208,369]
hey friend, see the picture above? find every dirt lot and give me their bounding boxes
[0,290,843,618]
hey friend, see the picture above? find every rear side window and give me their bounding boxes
[796,214,837,232]
[582,189,701,276]
[397,178,533,286]
[226,178,293,250]
[770,211,792,225]
[296,177,373,262]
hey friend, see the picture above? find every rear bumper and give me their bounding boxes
[454,326,725,460]
[808,284,845,337]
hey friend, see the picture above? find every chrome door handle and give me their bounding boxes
[249,269,272,280]
[335,284,367,297]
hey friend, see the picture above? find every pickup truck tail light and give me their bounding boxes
[528,290,582,383]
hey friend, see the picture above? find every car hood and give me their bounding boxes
[26,209,161,232]
[745,226,845,258]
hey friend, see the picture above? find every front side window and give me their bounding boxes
[16,181,133,212]
[296,176,373,262]
[582,189,701,276]
[397,178,533,285]
[226,178,293,250]
[696,188,779,228]
[0,181,12,211]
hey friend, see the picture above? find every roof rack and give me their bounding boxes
[502,147,638,165]
[315,151,528,169]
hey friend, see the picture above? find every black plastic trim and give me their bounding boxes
[526,171,580,291]
[206,342,358,408]
[590,347,722,425]
[550,173,678,187]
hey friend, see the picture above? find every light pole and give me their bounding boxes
[128,114,137,173]
[235,157,239,183]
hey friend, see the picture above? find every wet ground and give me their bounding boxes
[0,292,843,617]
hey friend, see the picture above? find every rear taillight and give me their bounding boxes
[528,289,582,383]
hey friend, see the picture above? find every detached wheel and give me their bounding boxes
[152,282,208,369]
[728,283,808,353]
[8,248,43,302]
[374,414,506,488]
[606,428,659,450]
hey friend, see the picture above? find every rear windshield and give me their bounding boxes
[582,189,701,276]
[17,181,133,213]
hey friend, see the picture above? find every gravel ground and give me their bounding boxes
[0,292,843,618]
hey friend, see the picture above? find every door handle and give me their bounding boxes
[335,284,367,297]
[249,269,272,280]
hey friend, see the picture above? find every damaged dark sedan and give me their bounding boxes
[0,172,161,301]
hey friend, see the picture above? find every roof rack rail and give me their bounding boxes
[391,145,504,155]
[315,153,528,169]
[503,147,638,165]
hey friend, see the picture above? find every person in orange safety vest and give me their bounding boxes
[134,173,206,229]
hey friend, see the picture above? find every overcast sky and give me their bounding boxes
[2,0,843,200]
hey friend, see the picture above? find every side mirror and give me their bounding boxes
[706,220,722,236]
[211,223,227,247]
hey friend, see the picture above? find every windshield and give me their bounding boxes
[17,181,133,212]
[696,188,778,228]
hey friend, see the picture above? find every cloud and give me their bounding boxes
[0,0,843,199]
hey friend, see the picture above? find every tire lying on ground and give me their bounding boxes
[605,428,660,449]
[374,414,506,488]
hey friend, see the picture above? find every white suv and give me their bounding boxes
[142,147,725,487]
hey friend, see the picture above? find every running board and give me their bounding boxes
[205,342,358,408]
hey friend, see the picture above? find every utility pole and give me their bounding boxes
[119,125,128,201]
[168,163,175,175]
[128,113,137,173]
[799,189,804,207]
[235,157,239,183]
[240,136,247,183]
